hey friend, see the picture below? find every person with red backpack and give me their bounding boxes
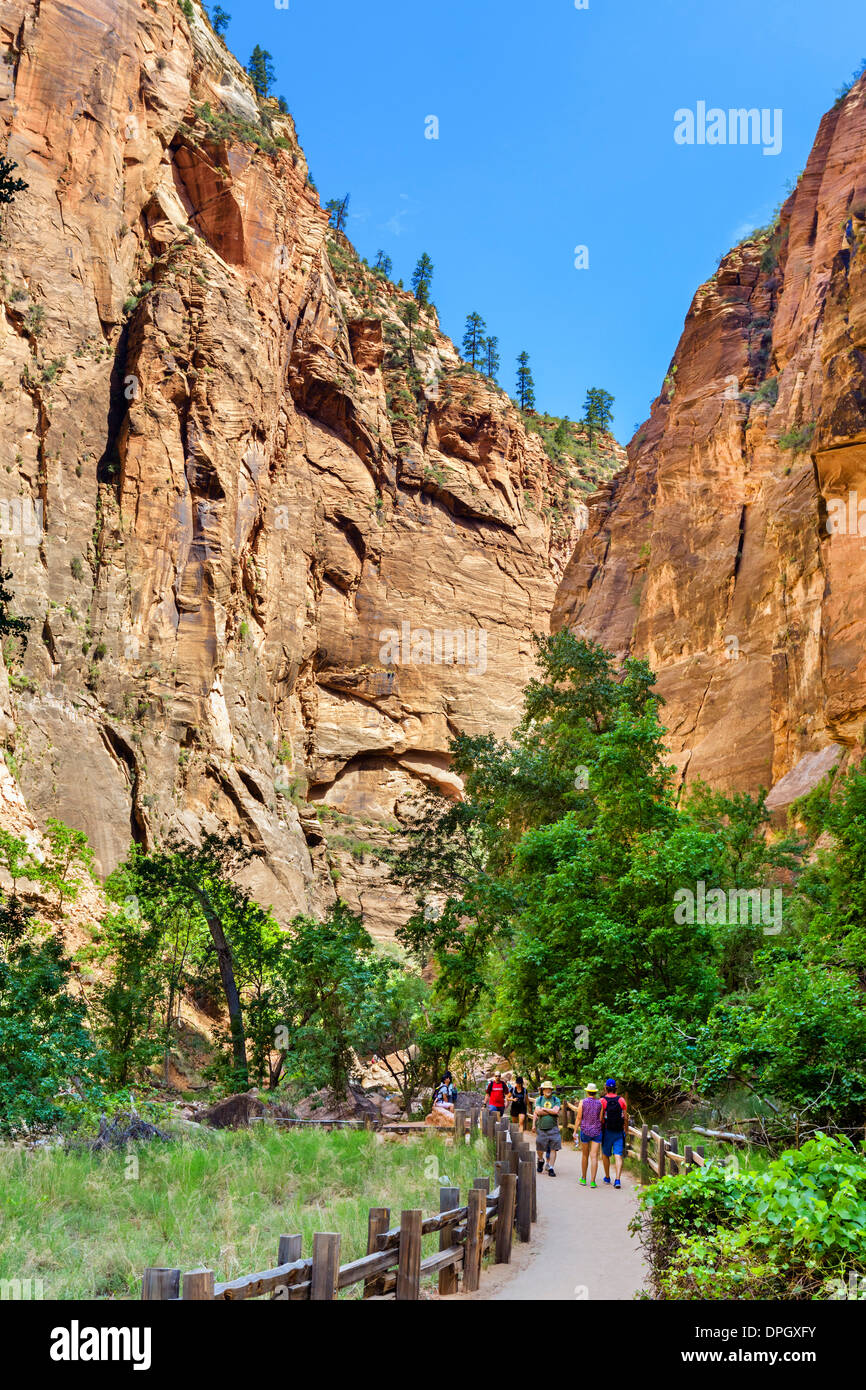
[600,1078,628,1188]
[485,1070,509,1116]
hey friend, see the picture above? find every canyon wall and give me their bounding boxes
[554,75,866,812]
[0,0,618,934]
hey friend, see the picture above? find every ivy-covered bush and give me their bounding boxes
[633,1135,866,1299]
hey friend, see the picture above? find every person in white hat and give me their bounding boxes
[573,1082,603,1188]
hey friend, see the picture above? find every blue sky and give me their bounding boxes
[215,0,865,442]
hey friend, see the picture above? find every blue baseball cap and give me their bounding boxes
[605,1077,617,1089]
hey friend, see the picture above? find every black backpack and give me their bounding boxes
[603,1094,624,1132]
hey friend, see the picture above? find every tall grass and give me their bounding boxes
[0,1127,490,1299]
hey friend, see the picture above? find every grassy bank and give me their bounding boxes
[0,1127,490,1300]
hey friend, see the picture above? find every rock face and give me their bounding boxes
[554,75,866,802]
[0,0,619,935]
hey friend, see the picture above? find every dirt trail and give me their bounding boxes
[457,1144,648,1302]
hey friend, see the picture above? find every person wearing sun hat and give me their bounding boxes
[532,1079,562,1176]
[573,1082,603,1188]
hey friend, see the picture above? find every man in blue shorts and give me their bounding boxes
[600,1078,628,1188]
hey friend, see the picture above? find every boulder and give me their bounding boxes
[203,1092,267,1129]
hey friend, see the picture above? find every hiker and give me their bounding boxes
[509,1074,529,1132]
[573,1081,603,1188]
[532,1080,562,1176]
[485,1069,509,1116]
[600,1078,628,1188]
[432,1071,457,1113]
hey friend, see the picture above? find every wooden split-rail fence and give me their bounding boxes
[140,1108,537,1302]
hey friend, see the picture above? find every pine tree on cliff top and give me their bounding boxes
[326,194,350,234]
[582,386,615,446]
[516,351,536,411]
[462,312,487,369]
[484,335,501,381]
[411,252,434,305]
[210,5,230,37]
[247,46,275,100]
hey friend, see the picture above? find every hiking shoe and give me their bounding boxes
[547,1166,556,1176]
[614,1179,621,1188]
[579,1177,586,1186]
[537,1158,545,1172]
[603,1176,611,1184]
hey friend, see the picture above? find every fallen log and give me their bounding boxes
[692,1126,750,1144]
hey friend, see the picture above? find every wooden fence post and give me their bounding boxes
[396,1210,423,1301]
[438,1186,460,1297]
[182,1268,214,1300]
[474,1176,490,1195]
[684,1144,694,1172]
[463,1188,486,1292]
[657,1138,666,1178]
[640,1124,649,1164]
[668,1134,678,1156]
[142,1268,179,1300]
[496,1126,507,1163]
[531,1151,538,1222]
[363,1207,390,1299]
[469,1106,479,1139]
[696,1144,705,1162]
[454,1109,466,1146]
[494,1160,505,1188]
[516,1155,532,1243]
[495,1171,517,1265]
[310,1232,341,1301]
[277,1234,302,1265]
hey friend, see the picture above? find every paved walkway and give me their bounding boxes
[458,1144,648,1302]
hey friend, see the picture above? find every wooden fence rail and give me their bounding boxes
[142,1112,535,1302]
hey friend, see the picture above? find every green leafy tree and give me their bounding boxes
[0,568,30,651]
[243,902,385,1096]
[0,828,41,896]
[462,312,487,369]
[86,905,165,1086]
[0,895,101,1133]
[411,252,434,305]
[0,152,26,224]
[247,46,275,100]
[37,819,96,911]
[374,249,393,277]
[516,351,536,410]
[120,834,258,1089]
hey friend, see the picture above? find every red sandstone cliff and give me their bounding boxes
[553,74,866,813]
[0,0,619,934]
